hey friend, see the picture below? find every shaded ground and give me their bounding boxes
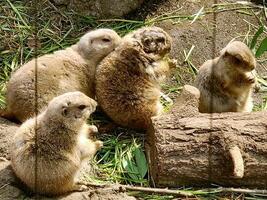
[0,0,267,199]
[0,159,137,200]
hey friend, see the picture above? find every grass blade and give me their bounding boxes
[5,0,30,29]
[255,37,267,58]
[250,26,264,51]
[191,7,204,24]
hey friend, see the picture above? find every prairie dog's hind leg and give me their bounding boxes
[72,182,88,192]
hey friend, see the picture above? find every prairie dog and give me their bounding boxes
[3,28,121,122]
[96,27,176,129]
[10,92,103,195]
[195,41,256,113]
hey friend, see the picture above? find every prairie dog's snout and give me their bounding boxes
[74,104,92,119]
[142,33,167,52]
[124,26,172,57]
[78,28,122,60]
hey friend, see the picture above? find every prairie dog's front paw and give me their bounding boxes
[168,58,177,69]
[88,125,98,134]
[95,140,103,150]
[86,125,98,138]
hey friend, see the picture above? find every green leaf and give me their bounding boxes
[250,26,264,51]
[256,37,267,58]
[122,156,140,181]
[134,148,148,179]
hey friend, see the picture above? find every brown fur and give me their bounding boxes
[10,92,103,196]
[95,27,175,129]
[195,41,256,113]
[3,29,121,122]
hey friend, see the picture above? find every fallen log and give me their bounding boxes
[146,85,267,188]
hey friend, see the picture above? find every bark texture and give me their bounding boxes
[146,85,267,188]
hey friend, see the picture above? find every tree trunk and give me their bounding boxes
[146,85,267,188]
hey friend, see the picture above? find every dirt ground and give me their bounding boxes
[136,0,266,103]
[153,0,266,81]
[0,0,266,199]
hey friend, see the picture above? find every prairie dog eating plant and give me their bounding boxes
[11,92,103,195]
[195,41,256,113]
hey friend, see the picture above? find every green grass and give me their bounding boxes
[1,1,267,199]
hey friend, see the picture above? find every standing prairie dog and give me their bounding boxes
[10,92,103,196]
[96,27,176,129]
[195,41,256,113]
[3,28,121,122]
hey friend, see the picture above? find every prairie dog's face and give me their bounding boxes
[78,29,121,61]
[129,27,172,57]
[220,41,256,73]
[46,92,97,125]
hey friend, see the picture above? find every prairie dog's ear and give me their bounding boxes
[61,105,68,117]
[61,101,71,117]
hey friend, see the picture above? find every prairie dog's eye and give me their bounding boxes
[78,105,86,110]
[143,38,151,45]
[62,107,68,116]
[156,37,165,43]
[233,57,242,65]
[102,38,111,42]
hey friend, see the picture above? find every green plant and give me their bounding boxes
[250,25,267,58]
[93,134,148,185]
[248,25,267,111]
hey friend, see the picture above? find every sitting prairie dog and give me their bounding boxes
[10,92,103,196]
[95,26,176,129]
[195,41,256,113]
[2,28,121,122]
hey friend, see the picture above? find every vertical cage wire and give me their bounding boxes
[208,0,218,184]
[33,0,39,197]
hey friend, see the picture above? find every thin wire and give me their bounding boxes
[33,0,39,198]
[208,0,218,184]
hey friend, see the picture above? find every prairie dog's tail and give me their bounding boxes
[0,107,19,123]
